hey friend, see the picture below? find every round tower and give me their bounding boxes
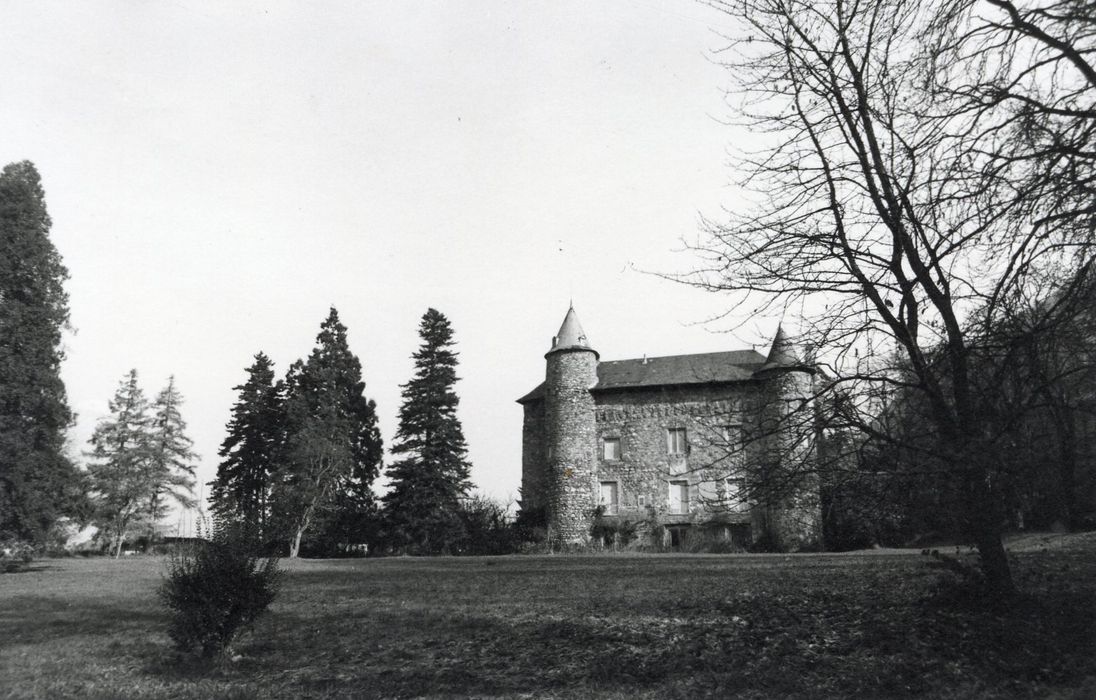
[543,304,599,545]
[752,324,821,550]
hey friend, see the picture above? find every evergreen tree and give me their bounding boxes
[87,370,155,557]
[210,353,284,535]
[145,376,198,537]
[272,308,383,557]
[0,160,83,542]
[382,308,471,554]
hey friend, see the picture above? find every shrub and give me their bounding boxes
[0,536,34,573]
[590,510,639,550]
[159,526,282,658]
[457,494,520,555]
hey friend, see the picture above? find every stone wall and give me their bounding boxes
[523,366,824,550]
[592,384,761,530]
[750,368,823,550]
[520,400,547,513]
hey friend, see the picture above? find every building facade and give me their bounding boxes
[518,306,823,550]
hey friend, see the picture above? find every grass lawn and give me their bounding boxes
[2,535,1095,699]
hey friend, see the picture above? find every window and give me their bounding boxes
[600,481,619,515]
[667,428,688,455]
[637,494,647,508]
[668,480,689,514]
[723,478,746,512]
[602,437,621,461]
[721,425,742,446]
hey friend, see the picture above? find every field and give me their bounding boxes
[2,536,1095,699]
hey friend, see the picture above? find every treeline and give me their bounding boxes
[0,157,512,558]
[208,307,504,557]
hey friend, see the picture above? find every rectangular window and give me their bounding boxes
[599,481,619,515]
[667,428,688,455]
[723,478,746,511]
[721,425,741,446]
[602,437,621,461]
[668,480,689,514]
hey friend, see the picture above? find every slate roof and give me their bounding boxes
[548,305,597,357]
[517,349,768,403]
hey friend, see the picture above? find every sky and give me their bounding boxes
[0,1,779,521]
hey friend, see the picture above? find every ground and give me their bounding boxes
[2,534,1095,699]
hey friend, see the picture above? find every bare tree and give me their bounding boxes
[688,0,1095,592]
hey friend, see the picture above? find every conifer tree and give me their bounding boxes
[210,353,284,534]
[0,160,83,542]
[272,308,383,557]
[87,370,155,557]
[145,376,198,537]
[382,308,471,554]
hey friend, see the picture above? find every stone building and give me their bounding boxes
[518,305,823,550]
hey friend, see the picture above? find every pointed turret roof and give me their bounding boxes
[765,324,799,366]
[754,323,814,375]
[547,304,599,358]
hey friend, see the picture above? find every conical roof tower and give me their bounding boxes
[755,324,813,375]
[547,303,599,359]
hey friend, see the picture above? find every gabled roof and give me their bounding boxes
[517,349,768,403]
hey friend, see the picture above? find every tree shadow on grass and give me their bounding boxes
[0,596,165,648]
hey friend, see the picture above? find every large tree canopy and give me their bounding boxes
[689,0,1095,591]
[0,160,82,543]
[272,308,383,558]
[210,352,285,534]
[86,370,198,556]
[382,308,471,555]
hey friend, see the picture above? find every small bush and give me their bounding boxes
[159,526,282,658]
[0,536,35,573]
[590,512,639,550]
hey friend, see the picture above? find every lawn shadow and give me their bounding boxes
[1,595,165,648]
[192,604,681,697]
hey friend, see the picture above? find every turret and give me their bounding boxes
[751,324,821,550]
[543,305,599,544]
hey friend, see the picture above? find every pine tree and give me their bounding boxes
[87,370,155,557]
[272,308,383,557]
[210,353,284,535]
[145,376,198,537]
[382,308,471,554]
[0,160,83,542]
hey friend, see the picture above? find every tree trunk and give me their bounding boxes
[968,470,1015,594]
[1052,407,1078,529]
[973,526,1014,594]
[289,527,303,558]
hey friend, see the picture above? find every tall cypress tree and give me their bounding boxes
[210,353,284,534]
[382,308,471,554]
[272,308,383,557]
[0,161,82,542]
[145,376,198,536]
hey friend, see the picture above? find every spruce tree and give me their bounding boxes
[210,352,284,534]
[145,376,198,537]
[272,308,382,557]
[87,370,155,557]
[382,308,471,554]
[0,160,82,542]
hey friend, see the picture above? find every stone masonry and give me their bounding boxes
[519,306,823,550]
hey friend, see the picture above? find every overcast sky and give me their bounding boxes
[1,1,778,520]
